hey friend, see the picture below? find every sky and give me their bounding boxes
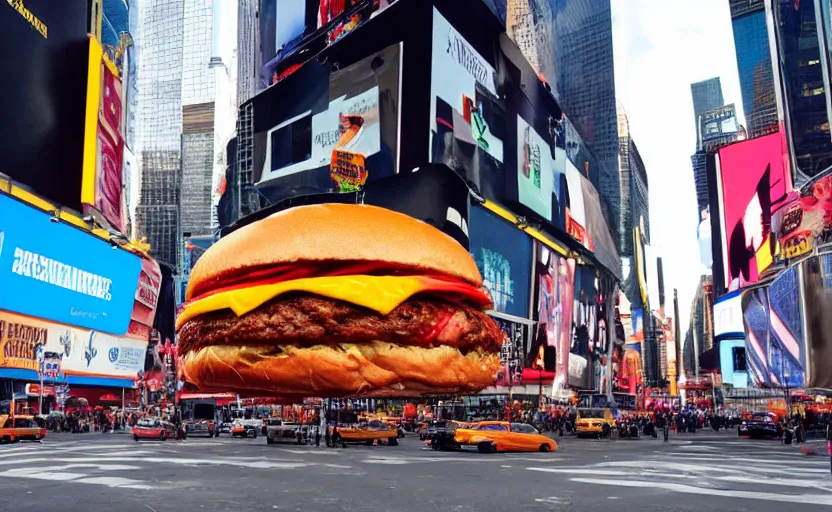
[611,0,743,331]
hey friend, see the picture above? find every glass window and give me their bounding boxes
[510,423,538,434]
[578,408,605,419]
[479,423,508,431]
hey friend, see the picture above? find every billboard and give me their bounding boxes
[767,265,804,387]
[0,0,91,212]
[126,258,162,341]
[82,37,126,234]
[0,194,142,335]
[468,205,532,318]
[534,247,575,396]
[800,254,832,388]
[741,287,771,387]
[0,309,147,379]
[717,132,791,291]
[713,292,744,338]
[516,115,555,221]
[254,43,401,200]
[719,339,748,389]
[777,172,832,258]
[429,7,504,199]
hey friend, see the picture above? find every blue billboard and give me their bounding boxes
[0,194,141,334]
[468,205,532,318]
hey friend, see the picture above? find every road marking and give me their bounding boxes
[569,477,832,506]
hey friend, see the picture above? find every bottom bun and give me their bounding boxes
[180,342,501,397]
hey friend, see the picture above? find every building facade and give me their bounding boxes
[617,109,650,259]
[691,77,725,145]
[729,0,777,138]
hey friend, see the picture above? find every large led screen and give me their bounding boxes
[468,205,532,318]
[718,132,790,291]
[767,264,804,380]
[429,7,505,196]
[516,115,557,221]
[253,43,400,201]
[740,287,771,387]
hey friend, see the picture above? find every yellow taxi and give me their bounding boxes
[0,414,47,443]
[453,421,557,453]
[575,407,615,438]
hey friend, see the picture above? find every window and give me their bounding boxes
[270,116,312,172]
[510,423,538,434]
[479,423,508,431]
[733,346,747,372]
[13,418,32,428]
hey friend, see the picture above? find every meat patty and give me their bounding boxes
[177,294,504,356]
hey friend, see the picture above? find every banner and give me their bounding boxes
[777,172,832,256]
[468,205,532,318]
[718,132,790,290]
[516,115,556,221]
[0,193,142,335]
[127,258,162,340]
[713,292,744,338]
[82,37,126,234]
[0,310,147,379]
[255,43,400,200]
[535,248,575,396]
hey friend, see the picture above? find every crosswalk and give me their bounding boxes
[0,437,353,491]
[527,443,832,506]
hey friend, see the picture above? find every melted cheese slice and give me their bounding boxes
[176,275,482,331]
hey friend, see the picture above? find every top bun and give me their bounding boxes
[186,203,482,301]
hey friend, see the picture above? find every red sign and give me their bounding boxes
[566,209,587,246]
[127,258,162,339]
[25,384,55,397]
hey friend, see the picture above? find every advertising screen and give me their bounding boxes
[718,132,790,291]
[777,172,832,258]
[429,7,504,194]
[533,248,575,395]
[254,43,401,201]
[127,258,162,341]
[0,0,90,212]
[767,265,804,385]
[0,309,147,379]
[82,38,126,234]
[719,339,748,389]
[516,115,554,221]
[468,205,532,318]
[741,287,771,387]
[0,194,142,335]
[713,292,744,338]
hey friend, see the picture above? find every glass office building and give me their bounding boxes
[730,0,777,138]
[770,0,832,183]
[691,78,725,145]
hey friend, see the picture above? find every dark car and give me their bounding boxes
[738,412,782,438]
[425,421,463,451]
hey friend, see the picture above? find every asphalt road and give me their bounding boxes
[0,430,829,512]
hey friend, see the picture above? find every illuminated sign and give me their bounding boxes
[7,0,47,38]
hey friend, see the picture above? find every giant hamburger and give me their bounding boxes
[176,203,503,397]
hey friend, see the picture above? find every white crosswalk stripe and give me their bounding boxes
[0,438,353,491]
[527,445,832,505]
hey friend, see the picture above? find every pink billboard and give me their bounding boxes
[718,132,791,290]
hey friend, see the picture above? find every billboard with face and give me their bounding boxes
[718,133,791,291]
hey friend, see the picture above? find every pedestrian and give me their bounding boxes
[826,422,832,476]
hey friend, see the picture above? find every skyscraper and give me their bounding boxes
[690,77,724,144]
[548,0,620,244]
[133,0,218,271]
[617,108,649,259]
[729,0,777,138]
[506,0,555,82]
[770,0,832,183]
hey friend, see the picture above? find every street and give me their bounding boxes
[0,432,829,512]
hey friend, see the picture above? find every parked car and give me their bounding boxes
[133,417,178,442]
[454,421,557,453]
[266,419,299,444]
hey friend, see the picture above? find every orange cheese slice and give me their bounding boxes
[175,275,487,331]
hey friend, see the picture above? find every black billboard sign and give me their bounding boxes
[1,1,91,211]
